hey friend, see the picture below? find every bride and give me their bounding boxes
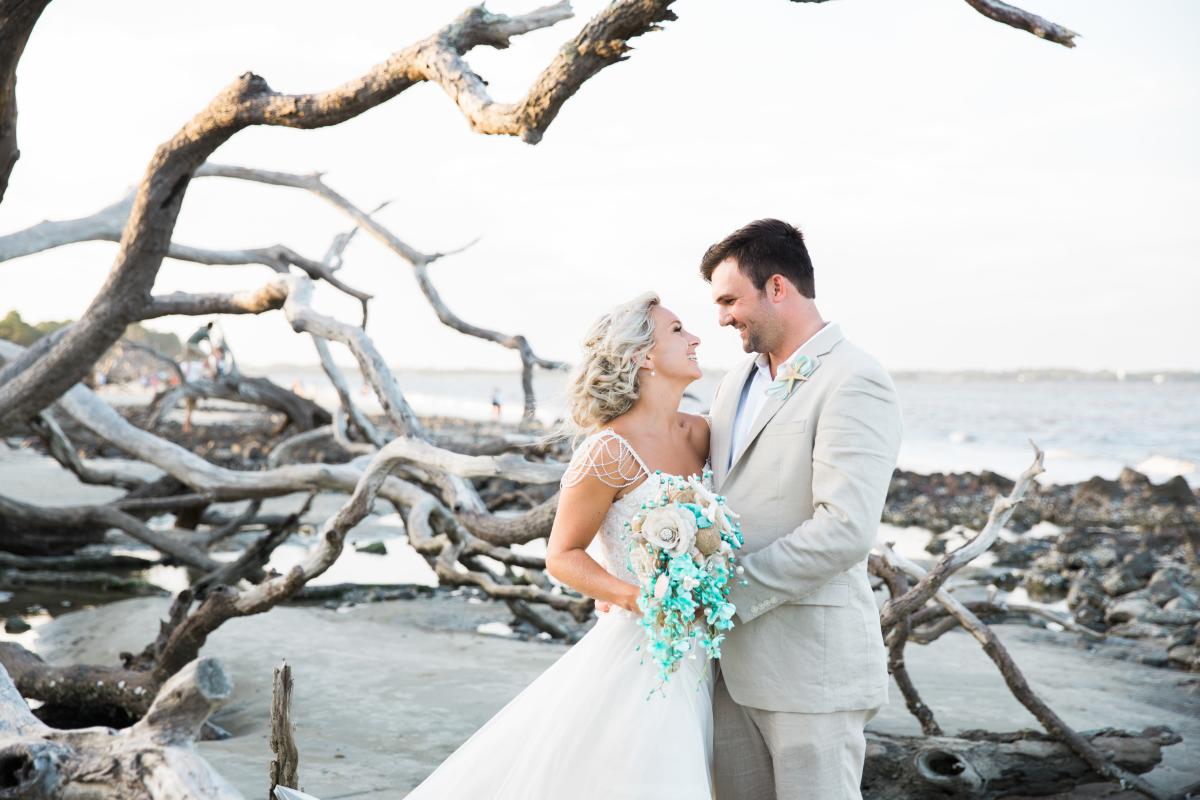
[277,292,714,799]
[418,292,715,798]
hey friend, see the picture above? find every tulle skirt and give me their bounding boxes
[403,609,714,799]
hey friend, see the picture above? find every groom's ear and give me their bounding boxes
[767,274,788,302]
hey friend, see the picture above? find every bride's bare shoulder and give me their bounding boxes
[677,412,710,460]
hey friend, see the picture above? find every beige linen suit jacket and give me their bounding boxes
[711,323,902,714]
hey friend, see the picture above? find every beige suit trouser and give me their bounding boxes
[713,675,876,800]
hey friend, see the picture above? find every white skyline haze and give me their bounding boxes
[1,0,1197,373]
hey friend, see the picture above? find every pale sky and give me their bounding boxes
[1,0,1197,372]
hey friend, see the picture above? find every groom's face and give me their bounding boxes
[709,258,778,354]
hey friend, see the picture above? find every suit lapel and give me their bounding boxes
[725,323,845,480]
[711,357,755,487]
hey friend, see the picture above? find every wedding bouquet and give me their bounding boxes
[623,468,744,687]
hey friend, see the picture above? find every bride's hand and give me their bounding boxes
[613,583,641,614]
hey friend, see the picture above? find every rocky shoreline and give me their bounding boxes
[886,468,1200,673]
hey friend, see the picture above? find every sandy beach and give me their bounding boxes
[2,446,1195,798]
[29,593,1200,799]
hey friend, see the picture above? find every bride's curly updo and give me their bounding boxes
[565,292,660,436]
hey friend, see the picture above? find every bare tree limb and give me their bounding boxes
[312,335,385,447]
[0,0,53,204]
[0,191,372,305]
[870,554,943,736]
[282,276,424,437]
[0,0,619,430]
[141,277,291,319]
[961,0,1078,48]
[29,410,147,490]
[879,442,1044,632]
[194,163,569,421]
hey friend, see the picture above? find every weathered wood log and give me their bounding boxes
[0,550,158,571]
[861,727,1179,800]
[0,658,244,799]
[0,567,165,595]
[268,661,300,800]
[147,375,331,432]
[0,505,106,556]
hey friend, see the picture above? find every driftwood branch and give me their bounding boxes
[961,0,1078,47]
[268,661,300,799]
[879,442,1044,632]
[871,554,943,736]
[0,0,675,430]
[0,192,371,305]
[30,410,146,490]
[194,163,569,421]
[881,546,1169,800]
[0,0,53,204]
[0,657,243,799]
[311,335,385,447]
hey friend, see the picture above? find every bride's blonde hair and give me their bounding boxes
[564,292,660,439]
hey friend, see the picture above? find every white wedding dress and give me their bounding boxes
[275,431,714,800]
[401,429,714,799]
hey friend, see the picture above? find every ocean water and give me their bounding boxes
[261,366,1200,488]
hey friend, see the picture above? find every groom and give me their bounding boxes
[703,219,902,799]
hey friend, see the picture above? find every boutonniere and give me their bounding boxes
[765,353,820,400]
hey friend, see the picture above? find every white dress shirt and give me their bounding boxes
[728,322,830,469]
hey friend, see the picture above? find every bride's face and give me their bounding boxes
[645,305,702,383]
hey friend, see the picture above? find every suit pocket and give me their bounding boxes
[764,418,807,436]
[787,579,850,607]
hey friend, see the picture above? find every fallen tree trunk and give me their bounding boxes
[147,374,332,432]
[0,658,244,799]
[862,727,1179,800]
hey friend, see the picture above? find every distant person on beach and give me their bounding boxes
[490,387,502,420]
[185,322,212,361]
[181,359,203,434]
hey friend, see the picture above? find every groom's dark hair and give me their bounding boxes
[699,218,815,298]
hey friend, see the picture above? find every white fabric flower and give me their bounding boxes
[653,573,670,599]
[629,543,657,583]
[638,504,698,557]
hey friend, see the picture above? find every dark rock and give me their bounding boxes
[992,538,1053,568]
[1167,625,1196,648]
[1149,475,1197,506]
[1144,608,1200,627]
[1123,549,1159,579]
[1134,649,1171,668]
[1118,467,1152,490]
[1067,575,1107,612]
[923,536,948,555]
[4,616,31,634]
[1146,566,1187,606]
[989,571,1021,591]
[1107,620,1172,640]
[1105,596,1155,624]
[1025,571,1071,601]
[354,540,388,556]
[1073,605,1108,632]
[1102,565,1147,597]
[1166,644,1200,671]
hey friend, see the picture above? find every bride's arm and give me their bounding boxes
[545,477,641,613]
